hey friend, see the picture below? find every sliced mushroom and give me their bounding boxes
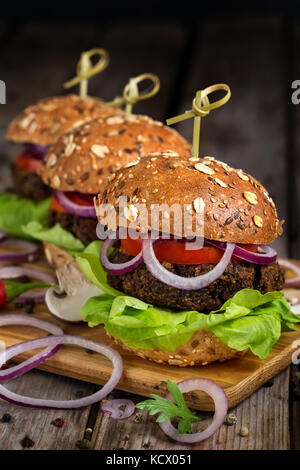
[46,261,102,322]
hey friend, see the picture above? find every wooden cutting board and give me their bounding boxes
[0,257,299,411]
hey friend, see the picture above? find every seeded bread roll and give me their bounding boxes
[6,95,124,146]
[109,330,245,367]
[95,154,282,244]
[39,114,192,194]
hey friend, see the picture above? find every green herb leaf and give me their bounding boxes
[136,380,202,434]
[4,280,54,302]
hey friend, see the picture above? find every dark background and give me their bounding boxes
[0,0,299,257]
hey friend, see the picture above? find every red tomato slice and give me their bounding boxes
[120,237,258,265]
[51,196,66,213]
[66,192,95,207]
[51,192,95,213]
[15,154,42,174]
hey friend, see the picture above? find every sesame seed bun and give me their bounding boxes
[108,330,246,366]
[39,114,192,194]
[95,154,282,244]
[6,94,124,146]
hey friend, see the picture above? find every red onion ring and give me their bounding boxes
[278,258,300,287]
[100,234,144,275]
[0,334,123,409]
[206,239,277,265]
[23,143,48,160]
[14,291,48,304]
[0,239,39,263]
[101,399,136,420]
[0,266,55,303]
[159,378,228,444]
[142,237,235,290]
[0,266,55,284]
[53,190,96,219]
[0,314,63,381]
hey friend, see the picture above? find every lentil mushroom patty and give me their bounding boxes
[48,209,97,246]
[11,163,51,201]
[107,247,284,311]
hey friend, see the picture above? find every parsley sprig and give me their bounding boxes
[136,380,202,434]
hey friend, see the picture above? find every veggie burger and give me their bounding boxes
[39,114,192,255]
[6,94,122,201]
[79,153,300,366]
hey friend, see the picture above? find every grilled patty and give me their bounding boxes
[108,247,284,311]
[11,163,51,201]
[49,209,98,246]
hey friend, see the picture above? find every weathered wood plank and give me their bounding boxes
[0,369,95,450]
[291,363,300,450]
[174,17,288,256]
[91,369,290,450]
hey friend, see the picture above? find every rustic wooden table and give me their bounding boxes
[0,14,299,450]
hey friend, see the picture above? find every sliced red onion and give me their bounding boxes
[0,334,123,409]
[15,290,48,304]
[0,239,39,263]
[53,190,96,218]
[0,266,55,303]
[101,235,143,275]
[159,378,228,444]
[101,399,136,420]
[23,143,48,160]
[0,314,63,381]
[278,258,300,287]
[0,266,55,284]
[142,237,235,290]
[206,239,277,265]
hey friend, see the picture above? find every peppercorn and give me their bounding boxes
[134,412,143,423]
[20,435,35,448]
[1,413,12,423]
[24,298,35,314]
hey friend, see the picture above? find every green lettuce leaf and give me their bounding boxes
[79,242,300,359]
[23,221,84,252]
[75,241,122,296]
[0,192,85,252]
[0,192,50,239]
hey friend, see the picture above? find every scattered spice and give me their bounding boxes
[20,435,35,448]
[1,413,12,423]
[239,426,249,437]
[76,438,91,450]
[134,412,143,423]
[225,413,237,426]
[14,302,24,309]
[51,418,67,428]
[24,299,35,314]
[84,427,93,440]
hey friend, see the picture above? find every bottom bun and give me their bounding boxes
[43,242,74,269]
[107,329,246,367]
